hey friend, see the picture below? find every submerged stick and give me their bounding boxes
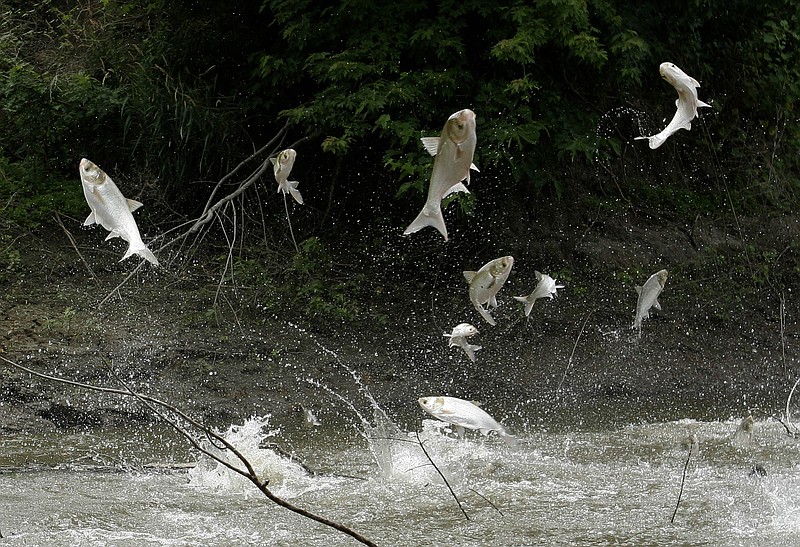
[415,432,469,521]
[0,354,377,547]
[671,434,697,523]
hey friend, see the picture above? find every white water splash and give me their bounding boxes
[187,416,311,498]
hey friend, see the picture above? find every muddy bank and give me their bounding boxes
[2,210,799,436]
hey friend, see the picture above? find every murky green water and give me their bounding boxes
[1,410,798,546]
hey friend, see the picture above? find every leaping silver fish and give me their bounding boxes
[513,271,564,317]
[632,269,667,338]
[443,323,482,362]
[404,109,478,241]
[635,62,711,149]
[79,158,159,266]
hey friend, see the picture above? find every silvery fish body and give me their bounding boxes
[270,148,303,205]
[79,158,159,266]
[513,271,564,316]
[404,109,478,241]
[418,396,516,446]
[632,269,668,337]
[443,323,481,362]
[636,62,711,149]
[463,256,514,326]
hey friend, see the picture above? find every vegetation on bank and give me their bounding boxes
[1,0,799,322]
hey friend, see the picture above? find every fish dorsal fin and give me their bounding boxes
[269,157,277,166]
[83,212,96,226]
[675,99,681,108]
[635,285,642,295]
[127,199,143,212]
[463,271,477,283]
[470,163,479,172]
[420,136,440,156]
[535,270,543,281]
[104,230,120,241]
[689,77,701,88]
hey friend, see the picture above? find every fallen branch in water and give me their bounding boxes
[671,434,697,524]
[0,354,377,547]
[783,376,800,438]
[414,432,469,521]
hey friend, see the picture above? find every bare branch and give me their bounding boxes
[0,354,377,546]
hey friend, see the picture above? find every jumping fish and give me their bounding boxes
[79,158,159,266]
[404,109,478,241]
[635,62,711,149]
[443,323,481,362]
[632,269,668,337]
[418,396,516,446]
[513,271,564,317]
[464,256,514,326]
[270,148,303,205]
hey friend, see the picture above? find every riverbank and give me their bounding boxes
[2,209,799,435]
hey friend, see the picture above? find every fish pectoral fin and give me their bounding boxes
[635,285,642,295]
[442,183,470,199]
[455,425,466,438]
[476,305,496,326]
[83,212,96,226]
[463,271,477,283]
[126,199,144,212]
[104,230,120,241]
[420,136,440,156]
[697,99,711,109]
[489,296,498,308]
[653,299,662,311]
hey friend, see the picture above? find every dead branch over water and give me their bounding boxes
[0,354,378,547]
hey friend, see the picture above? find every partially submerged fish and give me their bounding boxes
[513,271,564,317]
[270,148,303,205]
[418,396,516,446]
[303,406,322,427]
[79,158,159,266]
[632,269,668,337]
[404,109,478,241]
[635,62,711,149]
[443,323,482,362]
[464,256,514,326]
[732,415,754,448]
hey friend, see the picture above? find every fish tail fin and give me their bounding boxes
[464,343,482,362]
[122,244,159,266]
[287,181,304,205]
[634,135,666,149]
[403,205,448,241]
[513,295,535,317]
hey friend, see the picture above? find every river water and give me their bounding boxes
[2,399,799,546]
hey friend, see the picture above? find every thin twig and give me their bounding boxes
[786,376,800,435]
[468,488,503,516]
[283,192,300,253]
[53,212,97,282]
[671,436,696,523]
[556,309,594,393]
[414,432,469,521]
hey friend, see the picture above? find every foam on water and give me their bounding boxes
[187,415,313,498]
